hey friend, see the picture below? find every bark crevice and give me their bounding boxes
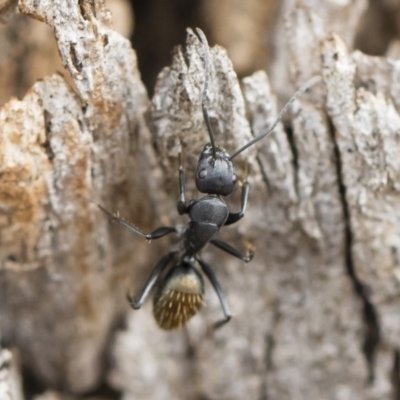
[328,115,380,383]
[283,124,299,198]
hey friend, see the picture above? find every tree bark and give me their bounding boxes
[1,1,400,400]
[0,349,24,400]
[0,0,149,393]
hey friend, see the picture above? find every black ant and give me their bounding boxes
[98,28,320,330]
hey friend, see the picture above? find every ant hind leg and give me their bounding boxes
[127,251,177,309]
[196,257,232,329]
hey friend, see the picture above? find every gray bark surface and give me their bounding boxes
[0,0,149,393]
[1,1,400,399]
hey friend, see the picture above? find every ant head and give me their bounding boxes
[153,262,204,330]
[196,143,236,196]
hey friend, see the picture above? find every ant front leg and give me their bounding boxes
[224,180,249,226]
[177,152,189,215]
[196,257,232,329]
[98,204,177,240]
[127,251,177,309]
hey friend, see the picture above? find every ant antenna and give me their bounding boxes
[196,28,217,158]
[230,75,322,160]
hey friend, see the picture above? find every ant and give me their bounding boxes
[98,28,320,330]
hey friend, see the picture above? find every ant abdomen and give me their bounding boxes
[153,261,205,330]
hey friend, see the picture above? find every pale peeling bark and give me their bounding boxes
[272,0,368,100]
[1,1,400,399]
[0,0,150,394]
[148,28,255,195]
[0,349,24,400]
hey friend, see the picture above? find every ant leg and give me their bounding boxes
[177,152,189,215]
[98,204,177,240]
[211,239,253,263]
[127,251,177,309]
[224,180,249,226]
[196,257,232,329]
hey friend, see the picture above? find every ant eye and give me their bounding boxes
[232,174,237,183]
[198,168,207,179]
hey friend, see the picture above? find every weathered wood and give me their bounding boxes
[111,4,400,400]
[0,0,150,394]
[1,1,400,399]
[0,349,24,400]
[109,26,367,400]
